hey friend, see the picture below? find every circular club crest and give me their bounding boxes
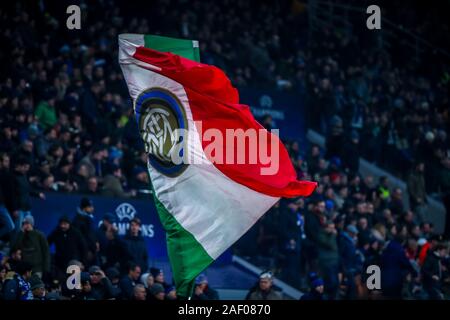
[134,87,188,177]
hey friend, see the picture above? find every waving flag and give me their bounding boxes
[119,34,317,298]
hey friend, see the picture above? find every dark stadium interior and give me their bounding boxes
[0,0,449,301]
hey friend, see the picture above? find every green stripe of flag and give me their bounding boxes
[153,195,214,298]
[144,35,200,62]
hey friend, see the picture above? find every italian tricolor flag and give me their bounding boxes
[119,34,317,298]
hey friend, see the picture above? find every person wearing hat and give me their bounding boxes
[78,144,107,178]
[300,272,325,300]
[105,267,122,297]
[148,283,165,301]
[88,265,120,299]
[30,275,46,300]
[246,271,282,300]
[130,166,150,196]
[72,197,98,266]
[165,286,177,300]
[73,271,101,300]
[11,215,50,278]
[192,273,219,300]
[338,224,360,299]
[149,267,170,290]
[47,215,87,279]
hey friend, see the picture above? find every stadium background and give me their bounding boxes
[0,0,449,300]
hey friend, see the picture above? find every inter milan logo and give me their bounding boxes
[134,87,188,177]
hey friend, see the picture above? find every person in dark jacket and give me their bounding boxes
[147,283,165,301]
[407,162,428,222]
[73,272,100,300]
[96,212,116,260]
[3,261,33,300]
[380,234,416,299]
[11,157,45,230]
[0,153,14,241]
[124,218,148,272]
[342,130,360,174]
[421,243,448,300]
[119,262,141,300]
[192,274,219,300]
[11,216,50,277]
[338,225,359,299]
[47,216,87,279]
[316,221,340,300]
[30,275,47,300]
[304,200,326,269]
[246,271,282,300]
[72,197,98,266]
[101,226,130,273]
[300,272,325,300]
[88,265,120,300]
[150,267,170,290]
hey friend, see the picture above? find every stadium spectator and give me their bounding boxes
[124,217,148,272]
[338,225,360,299]
[300,272,325,300]
[74,271,99,300]
[407,162,428,222]
[132,284,147,301]
[47,215,87,280]
[150,267,170,290]
[72,198,98,266]
[88,265,119,300]
[148,283,165,301]
[0,154,14,242]
[78,145,108,178]
[421,243,448,300]
[11,157,45,230]
[316,220,339,300]
[165,286,177,300]
[3,261,33,300]
[30,275,46,300]
[119,262,141,300]
[192,274,219,300]
[105,267,122,297]
[380,234,417,299]
[99,223,130,273]
[34,89,57,131]
[84,176,100,195]
[11,216,50,278]
[246,271,282,300]
[101,164,135,198]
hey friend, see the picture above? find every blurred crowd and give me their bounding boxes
[238,141,450,299]
[0,0,449,300]
[0,196,219,300]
